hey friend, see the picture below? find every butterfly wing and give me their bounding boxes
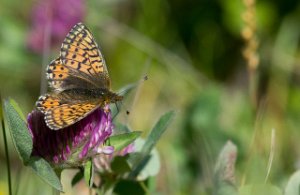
[47,58,103,91]
[36,94,101,130]
[54,23,110,91]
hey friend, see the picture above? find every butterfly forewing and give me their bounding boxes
[47,58,102,91]
[60,23,110,89]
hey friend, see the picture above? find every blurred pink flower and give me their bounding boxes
[27,0,85,53]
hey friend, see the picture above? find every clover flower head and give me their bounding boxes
[27,107,114,167]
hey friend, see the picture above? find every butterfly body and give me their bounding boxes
[56,88,122,103]
[36,23,122,130]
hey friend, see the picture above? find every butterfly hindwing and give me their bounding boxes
[36,94,62,112]
[45,102,99,130]
[36,93,100,130]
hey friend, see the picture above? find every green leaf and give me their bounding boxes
[111,156,131,174]
[107,131,141,152]
[127,139,160,181]
[28,157,63,191]
[113,180,146,195]
[9,99,26,121]
[84,160,94,188]
[99,177,117,194]
[239,184,281,195]
[147,177,157,194]
[285,170,300,195]
[137,150,160,181]
[71,170,84,187]
[4,99,32,164]
[129,111,174,178]
[141,111,175,155]
[213,141,238,195]
[114,123,131,134]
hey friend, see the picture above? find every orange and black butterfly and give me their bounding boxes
[36,23,122,130]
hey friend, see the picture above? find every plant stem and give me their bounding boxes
[52,188,60,195]
[139,181,149,194]
[1,99,12,195]
[40,6,52,95]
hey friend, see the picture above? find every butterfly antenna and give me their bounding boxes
[112,100,130,121]
[124,59,151,124]
[118,100,131,114]
[113,59,151,123]
[112,103,119,120]
[117,75,148,96]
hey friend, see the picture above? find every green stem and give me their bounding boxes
[52,188,60,195]
[139,181,149,194]
[40,7,52,95]
[1,100,12,195]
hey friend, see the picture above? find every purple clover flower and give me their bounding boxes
[27,0,85,52]
[118,143,135,156]
[93,143,135,172]
[27,107,114,167]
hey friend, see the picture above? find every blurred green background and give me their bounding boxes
[1,0,300,194]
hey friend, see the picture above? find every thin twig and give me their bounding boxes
[265,128,276,183]
[139,181,150,194]
[241,99,266,185]
[52,188,60,195]
[241,0,259,107]
[13,166,22,195]
[40,6,52,95]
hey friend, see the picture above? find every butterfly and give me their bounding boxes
[36,23,123,130]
